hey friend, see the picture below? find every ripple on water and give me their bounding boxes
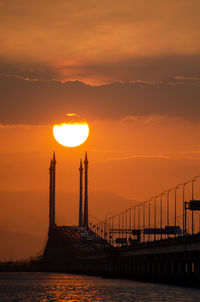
[0,272,200,302]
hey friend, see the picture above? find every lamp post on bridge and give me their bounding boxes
[167,189,173,229]
[154,195,158,241]
[134,206,136,231]
[121,211,125,241]
[129,208,132,234]
[104,212,113,241]
[191,176,200,234]
[125,208,129,243]
[160,191,167,239]
[148,198,152,242]
[174,184,182,237]
[182,182,189,235]
[138,204,141,234]
[118,213,121,240]
[143,202,147,242]
[143,199,151,242]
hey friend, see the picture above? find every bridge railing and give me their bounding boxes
[90,175,200,247]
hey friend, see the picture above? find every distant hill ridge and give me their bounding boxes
[0,190,134,261]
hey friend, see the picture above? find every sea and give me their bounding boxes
[0,272,200,302]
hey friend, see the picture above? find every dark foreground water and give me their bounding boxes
[0,273,200,302]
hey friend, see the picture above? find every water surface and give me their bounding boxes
[0,272,200,302]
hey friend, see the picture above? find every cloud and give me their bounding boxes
[1,74,200,124]
[174,76,200,82]
[56,54,200,84]
[101,150,200,163]
[2,52,200,86]
[0,0,200,85]
[0,56,59,81]
[0,1,200,84]
[101,154,172,162]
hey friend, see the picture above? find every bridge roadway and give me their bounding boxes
[77,234,200,286]
[1,229,200,286]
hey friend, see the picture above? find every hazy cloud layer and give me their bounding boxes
[1,53,200,84]
[0,56,59,81]
[0,1,200,83]
[0,75,200,124]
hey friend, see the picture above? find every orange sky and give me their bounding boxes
[1,116,200,199]
[1,0,200,259]
[0,0,200,84]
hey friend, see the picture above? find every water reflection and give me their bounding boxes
[0,272,200,302]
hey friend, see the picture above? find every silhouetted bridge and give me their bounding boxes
[37,153,200,286]
[2,152,199,286]
[77,234,200,285]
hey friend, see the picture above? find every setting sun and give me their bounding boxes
[53,123,89,147]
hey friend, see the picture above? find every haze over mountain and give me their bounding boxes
[0,190,135,260]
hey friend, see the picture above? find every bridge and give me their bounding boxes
[90,177,200,247]
[41,153,200,285]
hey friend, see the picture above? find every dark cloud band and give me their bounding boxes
[0,74,200,124]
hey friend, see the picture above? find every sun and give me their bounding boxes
[53,122,89,147]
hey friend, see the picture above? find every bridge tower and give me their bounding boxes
[79,159,83,226]
[83,152,89,228]
[48,152,56,236]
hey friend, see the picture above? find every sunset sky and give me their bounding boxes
[1,0,200,259]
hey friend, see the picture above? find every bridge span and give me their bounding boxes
[2,152,200,287]
[39,153,200,286]
[74,233,200,286]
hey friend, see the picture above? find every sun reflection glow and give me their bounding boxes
[53,123,89,147]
